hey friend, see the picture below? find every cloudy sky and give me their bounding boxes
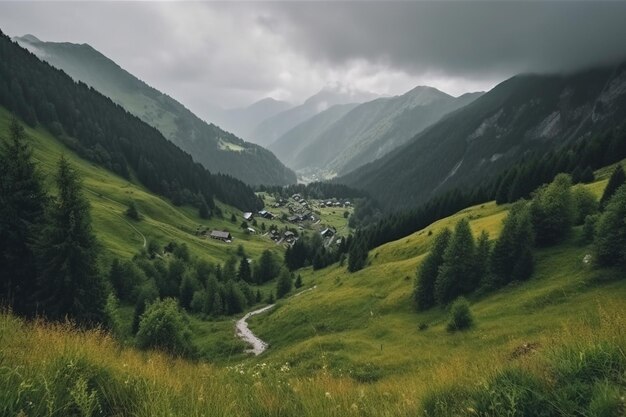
[1,1,626,117]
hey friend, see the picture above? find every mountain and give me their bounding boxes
[206,98,292,140]
[268,103,360,179]
[340,63,626,209]
[270,86,482,178]
[249,87,379,147]
[1,31,261,211]
[14,35,296,186]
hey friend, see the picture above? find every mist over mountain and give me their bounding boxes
[249,87,379,147]
[15,34,297,186]
[203,97,292,141]
[270,86,482,179]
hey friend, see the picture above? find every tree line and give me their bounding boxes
[346,126,626,272]
[413,169,625,311]
[0,31,261,213]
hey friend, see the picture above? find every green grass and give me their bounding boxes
[0,107,285,263]
[1,107,625,415]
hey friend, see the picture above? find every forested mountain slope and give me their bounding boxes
[340,63,626,209]
[0,31,262,211]
[271,87,481,177]
[14,34,296,186]
[249,87,378,147]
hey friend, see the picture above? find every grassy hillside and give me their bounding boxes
[1,171,624,415]
[0,107,283,263]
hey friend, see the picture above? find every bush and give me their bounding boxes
[125,201,140,220]
[447,297,473,332]
[136,298,195,357]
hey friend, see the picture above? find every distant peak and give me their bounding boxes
[15,34,42,44]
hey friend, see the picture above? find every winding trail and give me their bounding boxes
[235,304,275,355]
[236,286,317,355]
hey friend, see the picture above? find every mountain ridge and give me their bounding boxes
[339,62,626,209]
[270,86,482,178]
[14,34,297,186]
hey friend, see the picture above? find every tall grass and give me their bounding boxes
[1,301,623,416]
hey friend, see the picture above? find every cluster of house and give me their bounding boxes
[287,211,314,224]
[269,228,298,245]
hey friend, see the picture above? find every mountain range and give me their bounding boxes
[270,86,482,178]
[339,63,626,209]
[15,34,296,186]
[248,87,379,147]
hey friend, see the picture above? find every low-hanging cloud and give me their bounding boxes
[1,1,625,115]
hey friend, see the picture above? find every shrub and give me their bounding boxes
[125,201,140,220]
[136,298,195,357]
[447,297,473,332]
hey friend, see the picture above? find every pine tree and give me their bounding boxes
[414,229,451,310]
[490,201,535,287]
[474,230,491,285]
[255,250,277,284]
[294,274,303,289]
[0,118,48,315]
[238,257,252,283]
[35,156,107,324]
[594,184,626,267]
[347,240,367,272]
[179,272,199,310]
[435,219,477,304]
[276,268,292,299]
[599,165,625,209]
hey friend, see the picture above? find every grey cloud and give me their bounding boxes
[0,1,625,112]
[269,2,626,79]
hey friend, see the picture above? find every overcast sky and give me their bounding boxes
[1,1,626,117]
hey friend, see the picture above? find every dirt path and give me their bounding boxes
[235,304,275,355]
[235,286,317,355]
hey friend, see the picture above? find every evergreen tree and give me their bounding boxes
[179,272,199,310]
[347,240,367,272]
[599,165,625,209]
[0,118,48,315]
[255,250,278,284]
[414,229,451,310]
[490,202,535,287]
[238,257,252,283]
[276,268,293,299]
[594,185,626,267]
[294,274,303,289]
[435,219,477,304]
[474,230,491,285]
[35,157,107,324]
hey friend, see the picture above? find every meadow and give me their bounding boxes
[1,107,625,416]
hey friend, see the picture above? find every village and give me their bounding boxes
[196,192,354,250]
